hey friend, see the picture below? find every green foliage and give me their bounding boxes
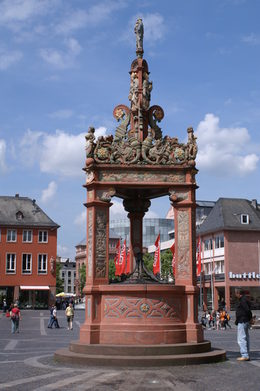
[56,262,64,294]
[161,249,174,282]
[143,252,153,272]
[109,260,120,281]
[144,250,174,282]
[79,264,86,295]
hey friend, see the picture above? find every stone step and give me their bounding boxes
[54,347,226,367]
[69,340,211,356]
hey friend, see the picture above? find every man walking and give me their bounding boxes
[235,288,252,361]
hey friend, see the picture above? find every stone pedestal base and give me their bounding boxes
[55,284,226,366]
[55,341,226,366]
[80,284,203,345]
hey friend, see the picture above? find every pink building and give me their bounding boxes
[197,198,260,310]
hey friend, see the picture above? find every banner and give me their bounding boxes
[153,234,160,275]
[114,239,121,276]
[126,249,130,274]
[119,239,127,275]
[196,237,202,276]
[170,242,175,276]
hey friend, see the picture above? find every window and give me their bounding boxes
[38,231,48,243]
[38,254,47,274]
[203,239,212,251]
[22,254,32,274]
[241,214,249,224]
[68,271,71,277]
[6,254,16,273]
[23,230,32,242]
[215,235,224,249]
[7,230,17,242]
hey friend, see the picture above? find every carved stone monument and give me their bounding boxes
[55,20,225,366]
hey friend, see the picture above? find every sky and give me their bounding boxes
[0,0,260,258]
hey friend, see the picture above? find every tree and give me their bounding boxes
[144,250,174,282]
[56,262,64,294]
[161,249,174,282]
[143,252,153,273]
[79,264,86,296]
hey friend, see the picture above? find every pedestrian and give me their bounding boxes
[3,299,7,313]
[216,309,220,330]
[224,312,232,329]
[65,302,74,330]
[47,305,55,328]
[10,303,21,333]
[49,306,60,328]
[235,288,252,361]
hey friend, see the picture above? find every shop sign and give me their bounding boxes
[229,272,260,279]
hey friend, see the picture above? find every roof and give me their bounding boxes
[197,198,260,235]
[0,195,59,228]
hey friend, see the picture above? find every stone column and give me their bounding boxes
[80,187,112,343]
[169,187,202,342]
[123,198,151,270]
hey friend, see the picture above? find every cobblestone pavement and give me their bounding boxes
[0,310,259,390]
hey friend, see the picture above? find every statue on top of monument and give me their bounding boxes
[134,18,144,56]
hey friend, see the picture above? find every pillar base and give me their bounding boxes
[55,341,226,366]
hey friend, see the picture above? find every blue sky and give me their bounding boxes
[0,0,260,258]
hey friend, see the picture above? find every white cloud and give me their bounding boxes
[74,211,86,228]
[110,200,127,219]
[0,139,7,173]
[145,210,159,218]
[41,181,57,203]
[123,13,166,47]
[57,243,70,257]
[20,126,107,177]
[40,38,82,69]
[55,1,127,35]
[49,109,74,119]
[196,113,259,176]
[0,0,52,23]
[0,49,23,70]
[242,33,260,46]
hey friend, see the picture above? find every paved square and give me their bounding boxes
[0,310,259,390]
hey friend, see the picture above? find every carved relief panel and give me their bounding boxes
[95,209,107,278]
[87,209,93,278]
[177,210,190,277]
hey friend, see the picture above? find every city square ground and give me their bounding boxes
[0,309,259,391]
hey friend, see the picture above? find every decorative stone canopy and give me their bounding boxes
[85,20,197,168]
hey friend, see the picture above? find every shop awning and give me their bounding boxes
[20,286,50,290]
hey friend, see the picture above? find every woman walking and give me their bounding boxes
[65,303,74,330]
[10,303,21,333]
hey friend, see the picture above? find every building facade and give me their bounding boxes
[57,257,77,295]
[197,198,260,310]
[0,195,59,308]
[110,218,174,249]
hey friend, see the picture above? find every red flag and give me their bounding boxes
[170,242,175,276]
[196,237,201,276]
[114,239,121,276]
[126,249,130,274]
[153,234,160,275]
[119,239,127,275]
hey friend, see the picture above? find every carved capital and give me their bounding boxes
[169,188,188,205]
[96,188,116,203]
[123,198,151,214]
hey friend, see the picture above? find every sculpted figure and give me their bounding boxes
[134,18,144,53]
[142,72,152,110]
[85,126,95,158]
